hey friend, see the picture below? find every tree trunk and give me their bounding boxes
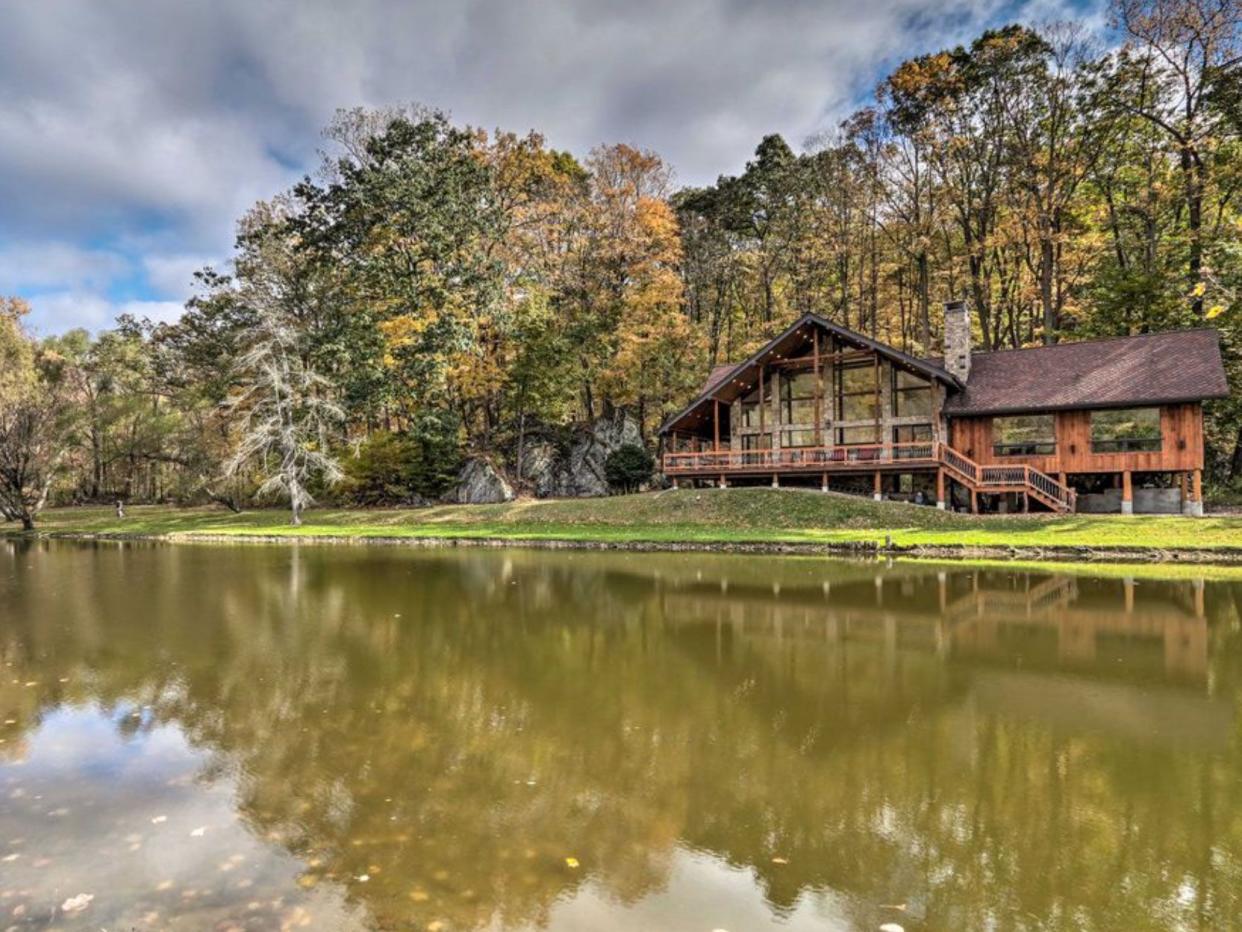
[290,500,302,526]
[1040,231,1056,344]
[21,514,33,532]
[1184,148,1204,316]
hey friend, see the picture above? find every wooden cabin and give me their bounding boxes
[658,303,1229,515]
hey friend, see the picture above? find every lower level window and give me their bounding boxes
[1091,407,1162,453]
[781,428,818,448]
[893,424,933,444]
[993,414,1055,456]
[893,424,933,458]
[838,425,879,446]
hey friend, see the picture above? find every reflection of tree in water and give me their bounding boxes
[3,540,1242,929]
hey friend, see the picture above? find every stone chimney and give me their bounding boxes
[943,299,972,383]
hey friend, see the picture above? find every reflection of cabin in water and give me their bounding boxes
[656,569,1229,748]
[659,304,1229,514]
[658,570,1212,683]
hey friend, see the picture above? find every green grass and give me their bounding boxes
[9,488,1242,555]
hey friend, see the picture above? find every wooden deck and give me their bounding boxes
[663,441,1077,512]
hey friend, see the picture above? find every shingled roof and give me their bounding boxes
[943,328,1229,416]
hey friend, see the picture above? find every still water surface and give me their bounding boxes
[2,540,1241,931]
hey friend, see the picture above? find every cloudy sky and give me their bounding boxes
[1,0,1102,334]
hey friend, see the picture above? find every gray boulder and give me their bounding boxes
[452,457,514,504]
[519,410,645,498]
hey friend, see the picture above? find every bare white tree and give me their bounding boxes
[224,202,344,526]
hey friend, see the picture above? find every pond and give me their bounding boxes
[1,540,1241,931]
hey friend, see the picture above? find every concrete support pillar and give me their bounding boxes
[1121,470,1133,515]
[771,473,780,489]
[936,468,946,510]
[1190,469,1204,517]
[672,478,679,490]
[821,472,829,493]
[873,471,882,502]
[718,475,727,489]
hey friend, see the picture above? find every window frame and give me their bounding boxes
[992,414,1056,457]
[1090,407,1163,454]
[835,362,879,423]
[892,369,933,418]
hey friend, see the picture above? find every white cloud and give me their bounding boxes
[24,292,186,336]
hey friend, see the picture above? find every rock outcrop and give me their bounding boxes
[451,457,514,504]
[518,410,644,498]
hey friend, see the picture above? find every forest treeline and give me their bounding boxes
[2,0,1240,525]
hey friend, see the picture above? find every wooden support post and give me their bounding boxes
[1179,471,1188,507]
[970,488,978,514]
[755,365,765,442]
[936,468,946,510]
[713,399,720,452]
[1022,490,1029,514]
[821,472,829,493]
[873,471,882,502]
[772,473,780,488]
[1191,469,1203,517]
[813,329,822,446]
[719,475,727,489]
[1121,470,1133,515]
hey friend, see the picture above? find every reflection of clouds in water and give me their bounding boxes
[0,704,368,930]
[544,847,855,931]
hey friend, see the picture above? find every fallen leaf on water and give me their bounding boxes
[771,857,789,865]
[879,924,905,932]
[564,857,579,869]
[61,893,94,913]
[409,890,429,902]
[357,874,370,883]
[190,827,206,837]
[151,815,167,824]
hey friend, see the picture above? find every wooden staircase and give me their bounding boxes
[940,445,1076,513]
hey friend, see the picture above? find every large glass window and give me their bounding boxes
[780,370,818,425]
[782,428,818,448]
[893,369,932,418]
[1091,407,1162,453]
[894,424,933,444]
[836,363,878,422]
[993,415,1056,456]
[838,424,880,446]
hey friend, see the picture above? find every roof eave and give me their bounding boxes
[944,391,1230,418]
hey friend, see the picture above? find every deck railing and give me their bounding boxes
[662,442,938,474]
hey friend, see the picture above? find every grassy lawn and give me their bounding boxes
[9,487,1242,553]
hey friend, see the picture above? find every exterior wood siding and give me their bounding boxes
[948,403,1204,474]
